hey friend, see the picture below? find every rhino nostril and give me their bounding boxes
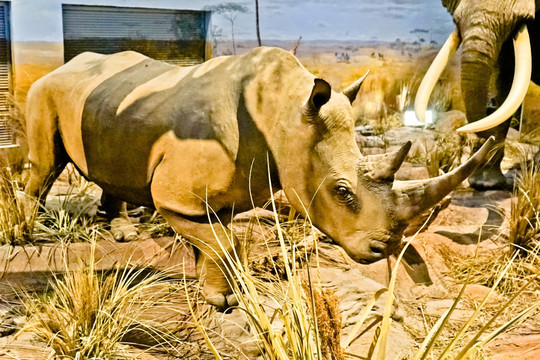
[369,242,386,256]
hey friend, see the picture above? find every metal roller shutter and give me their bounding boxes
[0,1,12,148]
[62,4,211,66]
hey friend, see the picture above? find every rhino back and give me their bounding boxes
[77,54,244,205]
[39,47,307,209]
[80,58,175,202]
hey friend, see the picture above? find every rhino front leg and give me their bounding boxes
[98,192,138,242]
[158,207,238,311]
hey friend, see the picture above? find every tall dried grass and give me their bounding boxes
[19,239,183,359]
[445,150,540,294]
[0,165,35,245]
[194,195,539,360]
[508,159,540,254]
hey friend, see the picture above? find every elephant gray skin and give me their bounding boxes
[417,0,540,189]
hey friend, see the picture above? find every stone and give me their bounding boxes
[433,110,466,133]
[424,299,474,320]
[394,163,430,181]
[462,284,502,304]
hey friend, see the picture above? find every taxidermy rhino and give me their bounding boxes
[24,47,493,309]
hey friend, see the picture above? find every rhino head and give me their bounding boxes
[256,71,493,264]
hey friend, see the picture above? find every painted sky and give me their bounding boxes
[11,0,455,43]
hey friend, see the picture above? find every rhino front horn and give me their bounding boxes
[393,136,495,220]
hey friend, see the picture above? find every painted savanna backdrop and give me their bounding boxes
[0,0,539,359]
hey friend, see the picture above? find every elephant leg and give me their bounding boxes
[468,120,511,190]
[469,40,514,190]
[99,192,138,242]
[158,207,238,311]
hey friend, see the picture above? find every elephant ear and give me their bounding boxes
[441,0,459,13]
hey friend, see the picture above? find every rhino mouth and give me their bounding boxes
[318,231,403,264]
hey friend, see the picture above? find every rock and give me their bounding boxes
[424,299,474,320]
[0,238,197,291]
[385,127,435,147]
[358,135,385,148]
[0,317,16,337]
[213,308,262,359]
[488,333,540,360]
[394,163,430,181]
[355,124,375,136]
[462,284,502,304]
[434,110,466,133]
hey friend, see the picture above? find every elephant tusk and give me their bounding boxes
[414,28,461,123]
[457,25,532,133]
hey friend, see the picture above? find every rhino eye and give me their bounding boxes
[334,185,355,204]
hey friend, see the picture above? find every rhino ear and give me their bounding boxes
[308,78,331,112]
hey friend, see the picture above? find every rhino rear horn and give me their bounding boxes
[343,70,370,103]
[393,136,495,220]
[360,141,411,180]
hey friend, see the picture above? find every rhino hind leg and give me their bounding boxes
[98,192,138,242]
[24,92,69,217]
[158,207,238,311]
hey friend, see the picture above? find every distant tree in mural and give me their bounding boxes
[410,28,430,43]
[211,26,224,56]
[204,2,248,55]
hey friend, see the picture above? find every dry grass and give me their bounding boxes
[412,251,539,360]
[444,151,540,295]
[186,192,350,360]
[205,201,539,360]
[508,159,540,254]
[0,165,35,245]
[304,285,344,360]
[18,239,190,359]
[408,134,474,177]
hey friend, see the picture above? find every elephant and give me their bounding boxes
[415,0,540,189]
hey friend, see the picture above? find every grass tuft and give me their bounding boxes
[508,159,540,255]
[0,165,35,245]
[19,240,180,359]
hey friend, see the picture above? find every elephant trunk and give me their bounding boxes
[461,20,502,115]
[460,33,497,134]
[457,24,532,133]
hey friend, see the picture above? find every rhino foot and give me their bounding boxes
[197,256,238,311]
[204,291,238,311]
[110,217,138,242]
[468,167,510,190]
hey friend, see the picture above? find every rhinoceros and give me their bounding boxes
[24,47,493,309]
